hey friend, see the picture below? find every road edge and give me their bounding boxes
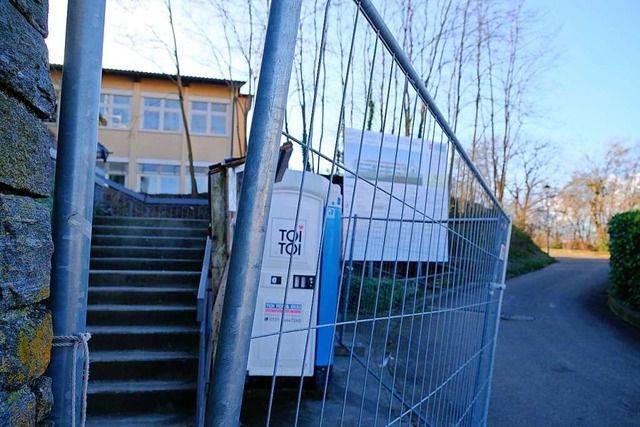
[608,292,640,329]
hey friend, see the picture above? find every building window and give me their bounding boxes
[100,93,132,129]
[138,164,180,194]
[141,97,182,132]
[185,166,209,194]
[190,101,229,136]
[103,161,128,186]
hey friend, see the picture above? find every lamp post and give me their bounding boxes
[543,184,551,254]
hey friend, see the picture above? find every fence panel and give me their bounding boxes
[210,1,511,426]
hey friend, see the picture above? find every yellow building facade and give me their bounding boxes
[50,65,249,194]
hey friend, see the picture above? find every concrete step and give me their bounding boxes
[86,215,205,422]
[88,326,199,352]
[91,245,204,260]
[88,287,196,306]
[91,235,205,248]
[87,380,196,415]
[87,304,197,326]
[90,270,199,287]
[90,257,202,272]
[86,413,195,427]
[90,350,197,381]
[93,225,205,238]
[93,215,208,229]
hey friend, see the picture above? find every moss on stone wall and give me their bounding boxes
[0,306,52,390]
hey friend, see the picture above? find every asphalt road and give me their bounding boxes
[488,257,640,426]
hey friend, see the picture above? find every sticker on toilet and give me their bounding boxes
[263,302,303,323]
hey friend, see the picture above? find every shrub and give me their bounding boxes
[550,241,563,250]
[608,210,640,307]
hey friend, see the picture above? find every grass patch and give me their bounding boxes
[506,226,555,278]
[346,276,427,318]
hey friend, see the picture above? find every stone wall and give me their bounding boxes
[0,0,56,425]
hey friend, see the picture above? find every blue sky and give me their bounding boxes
[532,0,640,171]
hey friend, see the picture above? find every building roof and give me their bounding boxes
[49,64,246,88]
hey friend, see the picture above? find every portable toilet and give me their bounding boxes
[247,170,340,379]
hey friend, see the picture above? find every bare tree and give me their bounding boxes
[116,0,200,194]
[470,0,554,206]
[507,140,556,231]
[187,0,269,156]
[164,0,198,195]
[290,1,335,171]
[151,0,556,196]
[584,142,640,248]
[448,0,472,133]
[554,181,594,248]
[554,141,640,249]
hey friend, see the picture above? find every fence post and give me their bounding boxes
[472,215,512,426]
[204,1,302,425]
[341,215,358,341]
[48,0,106,424]
[480,216,512,423]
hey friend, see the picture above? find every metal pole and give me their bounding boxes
[480,216,513,425]
[546,201,551,255]
[341,215,357,341]
[205,1,302,425]
[48,0,106,424]
[229,84,236,158]
[544,184,551,255]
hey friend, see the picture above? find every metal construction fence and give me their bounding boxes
[207,1,512,426]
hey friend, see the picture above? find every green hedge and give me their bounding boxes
[608,210,640,307]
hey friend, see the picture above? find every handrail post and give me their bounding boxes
[48,0,106,424]
[204,1,302,425]
[197,237,213,426]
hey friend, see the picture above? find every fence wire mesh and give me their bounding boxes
[219,1,512,426]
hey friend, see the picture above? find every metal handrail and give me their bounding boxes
[196,237,212,321]
[95,173,208,206]
[196,237,213,427]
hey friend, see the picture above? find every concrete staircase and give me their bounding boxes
[86,216,208,426]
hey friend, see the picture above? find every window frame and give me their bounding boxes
[188,96,232,137]
[97,157,130,187]
[184,162,211,194]
[139,93,183,134]
[99,89,133,130]
[136,160,181,194]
